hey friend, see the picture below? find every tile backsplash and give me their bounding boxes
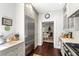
[73,31,79,39]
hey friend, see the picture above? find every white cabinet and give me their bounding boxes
[59,38,64,56]
[5,49,18,56]
[17,42,25,56]
[68,17,75,31]
[63,4,69,30]
[64,16,75,31]
[68,10,79,31]
[66,3,79,17]
[64,3,79,31]
[0,45,18,56]
[63,15,69,30]
[74,13,79,31]
[0,42,25,56]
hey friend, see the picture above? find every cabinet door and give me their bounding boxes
[63,15,69,29]
[0,45,18,56]
[68,17,74,30]
[0,42,25,56]
[6,49,18,56]
[66,3,74,17]
[66,3,79,31]
[67,3,79,17]
[17,42,25,56]
[59,38,65,56]
[74,16,79,31]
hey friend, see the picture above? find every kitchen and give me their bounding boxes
[31,3,79,56]
[0,3,25,56]
[0,3,79,56]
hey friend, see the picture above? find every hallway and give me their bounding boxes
[33,42,61,56]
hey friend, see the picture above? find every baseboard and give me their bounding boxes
[54,46,61,49]
[34,45,38,49]
[38,42,43,46]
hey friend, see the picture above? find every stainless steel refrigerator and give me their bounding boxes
[25,15,35,55]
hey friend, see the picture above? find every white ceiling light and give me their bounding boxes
[25,3,32,8]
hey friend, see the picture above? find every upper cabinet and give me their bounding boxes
[73,10,79,31]
[66,3,79,17]
[63,4,69,30]
[64,3,79,31]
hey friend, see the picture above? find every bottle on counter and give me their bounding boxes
[68,32,72,39]
[15,34,19,40]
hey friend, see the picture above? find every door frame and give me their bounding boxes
[42,21,54,43]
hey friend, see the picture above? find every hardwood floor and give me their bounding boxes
[33,42,61,56]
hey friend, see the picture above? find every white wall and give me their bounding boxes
[0,3,25,55]
[33,7,38,48]
[25,4,38,48]
[0,3,16,38]
[14,4,24,41]
[38,10,64,48]
[14,3,25,56]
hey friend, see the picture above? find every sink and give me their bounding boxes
[0,38,6,45]
[0,35,6,45]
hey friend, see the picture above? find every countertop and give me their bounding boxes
[0,40,24,51]
[60,37,79,43]
[60,37,79,56]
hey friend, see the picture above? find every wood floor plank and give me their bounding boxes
[33,42,61,56]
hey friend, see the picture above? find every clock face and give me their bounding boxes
[45,13,50,19]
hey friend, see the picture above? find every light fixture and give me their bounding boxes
[45,13,50,19]
[25,3,32,8]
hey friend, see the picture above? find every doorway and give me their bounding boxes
[42,22,54,43]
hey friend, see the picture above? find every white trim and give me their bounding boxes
[41,21,54,45]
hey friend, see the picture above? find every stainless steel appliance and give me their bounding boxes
[25,15,35,55]
[63,43,73,56]
[66,43,79,56]
[63,42,79,56]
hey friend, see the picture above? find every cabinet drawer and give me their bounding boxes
[25,42,34,55]
[5,49,18,56]
[1,45,19,56]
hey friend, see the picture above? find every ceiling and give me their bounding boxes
[32,3,65,14]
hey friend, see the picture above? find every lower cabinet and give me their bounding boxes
[0,42,25,56]
[17,42,25,56]
[5,49,18,56]
[25,41,34,55]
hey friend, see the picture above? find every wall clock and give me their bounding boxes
[45,13,50,19]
